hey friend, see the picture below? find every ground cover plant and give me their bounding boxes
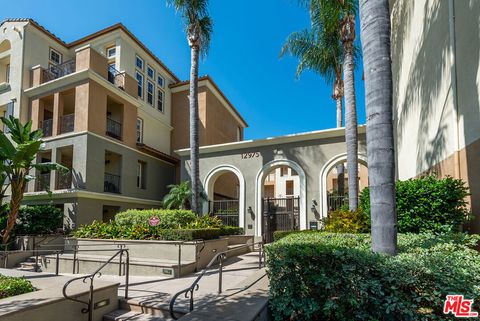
[0,274,35,299]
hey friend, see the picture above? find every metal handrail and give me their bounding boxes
[62,248,130,321]
[169,241,264,320]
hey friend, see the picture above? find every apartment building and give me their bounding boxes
[391,0,480,231]
[0,19,246,227]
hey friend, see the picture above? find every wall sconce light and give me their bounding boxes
[311,199,318,213]
[248,206,255,220]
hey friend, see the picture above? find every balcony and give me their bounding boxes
[42,59,76,83]
[104,173,121,194]
[35,173,51,192]
[107,65,125,91]
[40,119,53,137]
[56,171,72,189]
[60,113,75,134]
[106,117,122,140]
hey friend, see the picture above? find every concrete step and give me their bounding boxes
[119,298,187,319]
[103,309,174,321]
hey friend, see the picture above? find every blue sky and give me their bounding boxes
[1,0,366,140]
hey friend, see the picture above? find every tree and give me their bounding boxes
[163,181,192,210]
[168,0,213,215]
[359,0,397,255]
[0,116,68,244]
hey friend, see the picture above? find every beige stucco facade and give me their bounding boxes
[391,0,480,231]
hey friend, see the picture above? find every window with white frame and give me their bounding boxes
[137,161,146,189]
[135,71,144,98]
[106,46,116,59]
[49,48,62,64]
[147,80,154,106]
[157,88,164,112]
[136,118,143,143]
[147,65,155,79]
[157,75,164,88]
[135,55,144,70]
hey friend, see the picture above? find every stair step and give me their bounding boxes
[103,309,174,321]
[119,298,187,318]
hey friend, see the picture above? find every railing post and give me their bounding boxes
[88,278,94,321]
[258,243,263,268]
[177,243,182,278]
[218,255,224,294]
[189,288,194,312]
[125,250,130,299]
[72,245,77,274]
[118,249,123,276]
[56,251,60,275]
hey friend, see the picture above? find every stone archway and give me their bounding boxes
[319,153,368,218]
[255,159,307,237]
[203,165,246,228]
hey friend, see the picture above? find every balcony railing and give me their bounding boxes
[35,173,51,192]
[56,171,72,189]
[107,65,125,91]
[40,119,53,137]
[106,118,122,140]
[42,59,76,83]
[60,114,75,134]
[104,173,121,194]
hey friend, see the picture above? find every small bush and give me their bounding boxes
[0,275,35,299]
[185,215,223,229]
[114,209,196,229]
[266,232,480,321]
[0,205,63,236]
[360,175,470,233]
[321,209,370,233]
[219,226,244,236]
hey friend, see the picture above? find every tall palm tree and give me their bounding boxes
[280,14,347,196]
[168,0,213,215]
[359,0,397,255]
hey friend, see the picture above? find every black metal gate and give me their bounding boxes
[208,200,239,226]
[262,197,300,243]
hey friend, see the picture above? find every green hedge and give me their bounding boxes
[72,220,244,241]
[0,274,35,299]
[266,232,480,320]
[0,205,63,236]
[114,209,196,229]
[360,175,470,233]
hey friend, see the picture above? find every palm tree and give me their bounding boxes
[280,14,347,195]
[0,116,68,244]
[168,0,213,215]
[163,181,192,210]
[359,0,397,255]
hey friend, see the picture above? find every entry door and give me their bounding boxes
[262,197,300,243]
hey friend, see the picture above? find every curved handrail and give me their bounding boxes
[169,241,264,319]
[62,248,130,321]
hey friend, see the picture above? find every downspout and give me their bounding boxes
[448,0,461,179]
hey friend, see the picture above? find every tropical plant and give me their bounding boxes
[359,0,397,255]
[167,0,213,214]
[0,116,68,244]
[163,181,193,209]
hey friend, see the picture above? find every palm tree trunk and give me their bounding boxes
[359,0,397,255]
[2,179,25,244]
[343,45,359,211]
[189,45,201,215]
[335,96,345,197]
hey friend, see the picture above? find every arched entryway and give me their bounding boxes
[203,165,245,228]
[255,160,306,241]
[319,153,368,218]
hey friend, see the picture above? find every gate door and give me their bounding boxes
[262,197,300,243]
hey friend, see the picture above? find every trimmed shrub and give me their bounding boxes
[266,232,480,321]
[114,209,196,229]
[0,274,35,299]
[0,205,63,236]
[321,209,370,233]
[219,226,244,236]
[360,175,470,233]
[186,215,223,229]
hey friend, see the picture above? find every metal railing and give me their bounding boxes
[56,170,72,189]
[104,173,121,194]
[106,117,122,140]
[209,200,240,226]
[169,241,264,320]
[62,247,130,321]
[42,59,76,83]
[40,119,53,137]
[35,173,51,191]
[327,193,348,212]
[60,113,75,133]
[107,65,125,91]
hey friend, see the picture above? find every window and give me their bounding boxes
[291,169,298,176]
[147,80,154,105]
[49,48,62,64]
[5,64,9,83]
[237,127,242,141]
[157,75,164,88]
[157,88,164,112]
[137,161,146,189]
[286,180,294,196]
[106,46,116,59]
[135,55,144,70]
[147,65,154,79]
[280,167,289,177]
[135,71,144,98]
[136,118,143,143]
